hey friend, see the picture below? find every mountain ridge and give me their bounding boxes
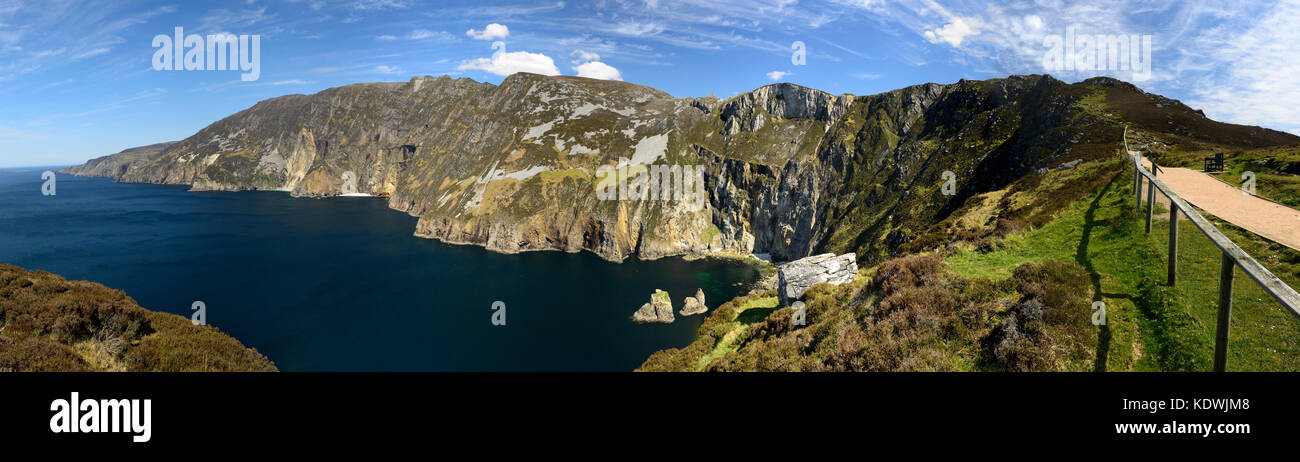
[62,73,1300,266]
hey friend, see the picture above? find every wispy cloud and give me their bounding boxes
[410,29,454,41]
[70,47,111,61]
[29,48,65,58]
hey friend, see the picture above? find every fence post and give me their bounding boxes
[1135,165,1143,211]
[1214,252,1235,372]
[1145,178,1155,233]
[1168,205,1178,286]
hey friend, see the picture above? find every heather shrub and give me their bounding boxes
[984,261,1096,371]
[0,264,276,372]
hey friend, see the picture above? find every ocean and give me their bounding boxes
[0,169,760,371]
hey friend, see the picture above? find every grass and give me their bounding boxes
[637,292,779,372]
[1209,168,1300,209]
[946,166,1300,371]
[947,173,1155,371]
[692,295,779,370]
[645,156,1300,372]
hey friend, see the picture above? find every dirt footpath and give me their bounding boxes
[1136,155,1300,250]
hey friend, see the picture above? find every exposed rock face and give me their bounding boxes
[1057,159,1083,170]
[60,142,177,178]
[632,289,675,323]
[62,73,1299,266]
[777,253,858,305]
[680,288,707,316]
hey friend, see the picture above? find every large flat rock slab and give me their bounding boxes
[777,253,857,305]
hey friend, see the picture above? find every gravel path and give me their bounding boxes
[1137,154,1300,250]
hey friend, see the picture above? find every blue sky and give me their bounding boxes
[2,0,1297,167]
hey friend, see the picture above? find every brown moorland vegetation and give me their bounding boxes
[0,264,276,372]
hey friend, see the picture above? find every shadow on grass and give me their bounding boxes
[1076,174,1130,372]
[736,307,777,324]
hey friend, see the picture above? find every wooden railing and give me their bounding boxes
[1123,125,1300,371]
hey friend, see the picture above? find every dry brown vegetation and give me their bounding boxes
[0,265,276,372]
[639,255,1097,372]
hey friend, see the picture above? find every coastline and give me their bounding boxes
[62,170,781,272]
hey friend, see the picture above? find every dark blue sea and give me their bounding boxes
[0,169,759,371]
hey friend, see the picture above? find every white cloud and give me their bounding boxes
[457,41,559,76]
[924,16,981,47]
[271,80,311,85]
[376,34,397,40]
[832,0,1300,135]
[1185,1,1300,134]
[374,65,400,74]
[571,49,601,63]
[466,23,509,40]
[574,61,622,80]
[1024,15,1044,31]
[766,70,789,81]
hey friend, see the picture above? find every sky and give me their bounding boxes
[1,0,1297,168]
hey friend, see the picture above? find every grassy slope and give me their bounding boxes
[641,154,1300,371]
[639,292,781,372]
[638,77,1300,372]
[0,265,277,372]
[947,162,1300,371]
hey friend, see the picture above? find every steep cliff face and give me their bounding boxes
[62,73,1299,265]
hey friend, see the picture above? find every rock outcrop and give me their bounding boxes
[777,253,858,305]
[680,288,707,316]
[632,289,675,323]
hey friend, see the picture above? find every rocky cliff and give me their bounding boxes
[62,73,1300,265]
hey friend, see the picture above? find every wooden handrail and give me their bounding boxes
[1122,125,1300,371]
